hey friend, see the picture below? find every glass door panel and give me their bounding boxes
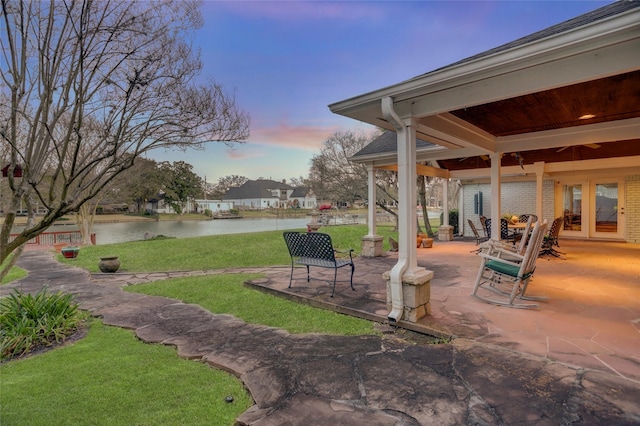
[591,180,623,239]
[562,184,582,232]
[594,183,618,233]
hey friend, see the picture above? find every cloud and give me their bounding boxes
[249,123,340,151]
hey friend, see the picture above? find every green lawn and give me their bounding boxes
[1,320,253,425]
[57,224,401,273]
[128,273,373,335]
[1,224,398,425]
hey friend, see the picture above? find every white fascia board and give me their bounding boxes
[495,117,640,153]
[449,155,640,179]
[349,145,450,165]
[416,146,487,162]
[544,155,640,173]
[329,9,639,119]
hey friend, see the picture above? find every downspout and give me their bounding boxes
[381,96,406,323]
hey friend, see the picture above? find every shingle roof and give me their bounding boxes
[350,130,437,160]
[223,179,293,199]
[411,1,639,81]
[290,187,310,197]
[350,1,639,162]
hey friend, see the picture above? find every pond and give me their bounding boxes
[68,217,313,245]
[11,209,441,246]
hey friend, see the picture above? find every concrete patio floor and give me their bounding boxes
[247,238,640,383]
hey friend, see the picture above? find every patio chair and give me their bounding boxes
[485,218,513,241]
[479,215,488,237]
[472,219,548,308]
[539,216,565,258]
[519,214,538,223]
[482,214,534,259]
[468,219,489,245]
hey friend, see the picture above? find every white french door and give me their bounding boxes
[557,178,624,239]
[590,179,625,239]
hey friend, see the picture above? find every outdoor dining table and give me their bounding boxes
[508,222,528,231]
[508,222,528,238]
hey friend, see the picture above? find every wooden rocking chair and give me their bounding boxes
[472,220,548,308]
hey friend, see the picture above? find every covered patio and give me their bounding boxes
[248,238,640,383]
[326,2,639,327]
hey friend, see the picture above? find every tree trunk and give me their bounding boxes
[418,176,435,238]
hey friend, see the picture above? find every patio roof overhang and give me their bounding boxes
[329,3,640,170]
[328,2,640,323]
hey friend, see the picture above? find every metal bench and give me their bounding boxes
[283,231,355,297]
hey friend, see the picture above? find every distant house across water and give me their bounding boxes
[223,179,317,210]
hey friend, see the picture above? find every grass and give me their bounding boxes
[128,273,374,335]
[0,320,253,425]
[1,265,27,284]
[2,224,395,424]
[59,224,402,273]
[1,254,28,285]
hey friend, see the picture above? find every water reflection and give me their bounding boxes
[91,218,312,244]
[13,210,439,246]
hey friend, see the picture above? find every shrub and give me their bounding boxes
[440,209,459,235]
[0,288,88,360]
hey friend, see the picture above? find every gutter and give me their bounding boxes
[381,96,406,324]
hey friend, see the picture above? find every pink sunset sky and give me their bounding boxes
[149,0,612,184]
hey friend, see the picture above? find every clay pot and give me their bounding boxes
[422,238,434,248]
[99,256,121,273]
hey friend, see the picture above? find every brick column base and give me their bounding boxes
[383,269,433,322]
[438,225,454,241]
[361,235,384,257]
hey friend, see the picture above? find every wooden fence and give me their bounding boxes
[9,230,96,246]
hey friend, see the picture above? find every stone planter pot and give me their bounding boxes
[99,256,121,273]
[61,246,80,259]
[422,238,434,248]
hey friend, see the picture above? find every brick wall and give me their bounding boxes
[461,180,555,237]
[625,175,640,243]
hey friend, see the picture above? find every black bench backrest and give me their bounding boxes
[283,232,336,262]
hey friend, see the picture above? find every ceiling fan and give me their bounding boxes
[556,143,601,153]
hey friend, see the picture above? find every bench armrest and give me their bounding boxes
[335,248,354,261]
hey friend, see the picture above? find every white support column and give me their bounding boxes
[367,163,377,237]
[442,178,449,226]
[534,161,545,221]
[382,97,431,323]
[396,119,419,273]
[361,162,383,257]
[490,152,502,241]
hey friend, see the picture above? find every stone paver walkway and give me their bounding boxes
[3,250,639,425]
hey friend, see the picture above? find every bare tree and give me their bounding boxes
[211,175,248,199]
[0,0,250,271]
[309,130,374,205]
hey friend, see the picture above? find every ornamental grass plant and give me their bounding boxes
[0,288,88,360]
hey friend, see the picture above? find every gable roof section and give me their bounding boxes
[335,1,640,171]
[422,1,638,78]
[351,130,439,163]
[290,187,311,197]
[224,179,293,200]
